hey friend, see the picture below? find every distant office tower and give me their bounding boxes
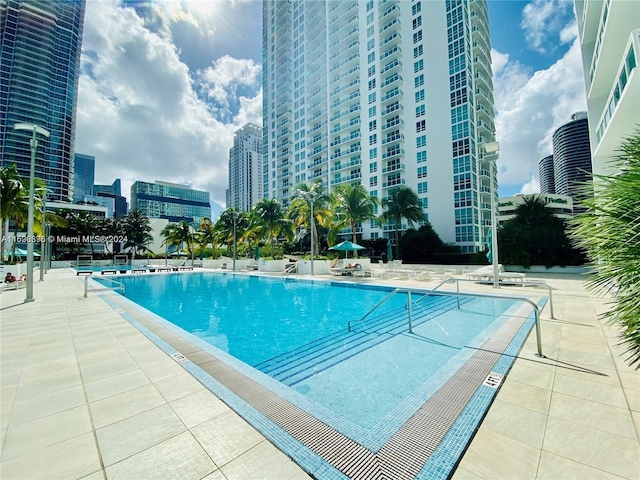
[93,179,128,218]
[0,0,86,202]
[574,0,639,177]
[538,155,555,194]
[552,113,592,202]
[262,0,498,252]
[226,123,263,212]
[130,180,211,225]
[73,153,95,202]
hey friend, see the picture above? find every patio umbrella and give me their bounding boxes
[329,240,365,259]
[387,240,393,262]
[485,228,492,263]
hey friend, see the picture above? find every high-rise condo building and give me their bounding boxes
[551,112,592,213]
[574,0,639,177]
[0,0,86,202]
[226,123,263,212]
[262,0,498,252]
[73,153,95,202]
[130,180,211,226]
[538,154,555,194]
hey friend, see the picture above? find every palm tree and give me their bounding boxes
[380,186,425,260]
[332,183,378,256]
[570,130,640,368]
[289,181,332,257]
[0,164,27,262]
[213,209,246,257]
[498,195,574,268]
[196,217,215,258]
[161,221,196,260]
[252,198,292,258]
[122,209,153,258]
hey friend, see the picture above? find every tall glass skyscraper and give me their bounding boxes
[131,180,211,226]
[262,0,497,252]
[72,152,95,202]
[0,0,86,202]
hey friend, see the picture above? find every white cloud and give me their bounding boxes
[520,176,541,194]
[493,38,587,191]
[75,0,262,213]
[198,55,262,108]
[521,0,571,53]
[491,48,509,76]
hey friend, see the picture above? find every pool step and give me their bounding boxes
[258,296,470,386]
[253,294,454,373]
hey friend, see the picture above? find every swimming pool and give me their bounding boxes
[98,271,540,478]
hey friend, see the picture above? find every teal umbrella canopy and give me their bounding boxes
[330,240,365,259]
[387,240,393,262]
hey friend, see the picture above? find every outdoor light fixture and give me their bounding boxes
[231,210,239,272]
[482,141,500,288]
[14,122,50,303]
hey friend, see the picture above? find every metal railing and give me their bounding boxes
[348,280,549,358]
[83,276,125,298]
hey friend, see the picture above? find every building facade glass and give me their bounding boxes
[226,123,263,212]
[72,153,95,202]
[130,180,211,226]
[0,0,86,202]
[262,0,497,251]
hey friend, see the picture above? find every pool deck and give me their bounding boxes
[1,268,638,479]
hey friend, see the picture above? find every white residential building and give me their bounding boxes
[574,0,639,177]
[226,123,263,212]
[262,0,498,252]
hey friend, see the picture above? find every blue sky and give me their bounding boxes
[74,0,587,217]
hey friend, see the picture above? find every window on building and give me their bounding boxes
[413,45,423,58]
[416,105,425,117]
[414,59,424,73]
[417,166,428,178]
[415,89,425,102]
[369,120,377,131]
[417,151,427,163]
[417,181,428,194]
[416,120,426,132]
[416,135,426,148]
[412,16,422,29]
[413,30,422,44]
[414,74,424,87]
[370,162,377,173]
[370,176,378,187]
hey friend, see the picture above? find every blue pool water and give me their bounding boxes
[102,272,520,444]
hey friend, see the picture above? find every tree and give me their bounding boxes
[332,183,378,256]
[122,209,153,258]
[161,221,196,261]
[570,131,640,369]
[380,186,425,260]
[0,165,27,262]
[252,198,292,258]
[214,209,249,257]
[498,195,582,268]
[398,223,457,263]
[196,217,215,258]
[289,181,332,257]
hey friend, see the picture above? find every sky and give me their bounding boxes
[74,0,588,219]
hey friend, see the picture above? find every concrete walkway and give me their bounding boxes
[0,269,638,479]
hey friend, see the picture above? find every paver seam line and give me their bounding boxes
[62,289,109,480]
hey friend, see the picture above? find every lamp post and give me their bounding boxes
[39,189,47,281]
[14,123,50,303]
[306,191,317,276]
[482,141,500,288]
[231,210,239,272]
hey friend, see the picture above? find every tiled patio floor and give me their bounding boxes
[0,268,638,479]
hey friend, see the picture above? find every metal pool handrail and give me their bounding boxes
[82,276,125,298]
[418,277,555,320]
[348,288,401,332]
[348,285,546,358]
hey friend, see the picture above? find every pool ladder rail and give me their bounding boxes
[348,278,550,358]
[82,275,125,298]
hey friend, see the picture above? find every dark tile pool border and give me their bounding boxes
[96,275,543,480]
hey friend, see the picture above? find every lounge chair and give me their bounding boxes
[468,264,526,285]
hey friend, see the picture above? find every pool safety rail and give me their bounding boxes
[348,280,548,358]
[82,275,125,298]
